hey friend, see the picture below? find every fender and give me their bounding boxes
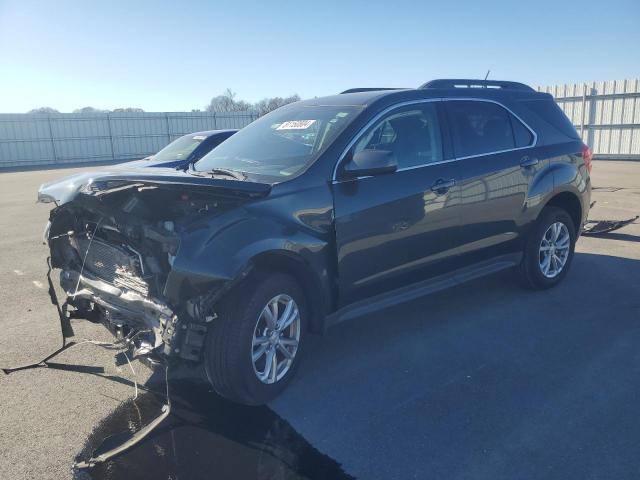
[164,184,337,327]
[526,158,555,212]
[523,152,590,234]
[550,154,590,224]
[521,147,589,238]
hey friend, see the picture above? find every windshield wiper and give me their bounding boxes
[189,166,246,180]
[208,168,246,180]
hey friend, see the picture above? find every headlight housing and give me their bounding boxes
[37,191,57,204]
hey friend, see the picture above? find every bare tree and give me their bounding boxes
[73,106,110,113]
[254,94,300,116]
[112,107,145,113]
[205,89,301,116]
[28,107,59,114]
[206,89,252,113]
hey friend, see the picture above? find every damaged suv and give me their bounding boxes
[39,79,591,405]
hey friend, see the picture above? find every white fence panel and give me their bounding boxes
[4,81,639,168]
[539,78,640,159]
[0,111,258,168]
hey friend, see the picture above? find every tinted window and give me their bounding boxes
[446,101,515,157]
[510,114,534,147]
[195,104,361,179]
[353,103,443,169]
[520,99,580,139]
[190,135,221,162]
[154,134,205,162]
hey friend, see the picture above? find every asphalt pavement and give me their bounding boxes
[0,161,639,480]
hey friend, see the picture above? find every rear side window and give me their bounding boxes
[446,101,516,157]
[520,99,580,140]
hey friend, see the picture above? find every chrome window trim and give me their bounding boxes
[331,98,442,182]
[445,97,538,160]
[331,97,538,183]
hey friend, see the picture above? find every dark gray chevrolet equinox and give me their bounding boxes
[39,79,592,404]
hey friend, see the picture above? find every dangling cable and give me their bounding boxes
[72,217,103,300]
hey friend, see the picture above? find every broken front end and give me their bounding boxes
[41,173,269,363]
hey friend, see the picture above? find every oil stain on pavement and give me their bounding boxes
[73,376,354,480]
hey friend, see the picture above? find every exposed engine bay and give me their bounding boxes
[46,178,255,362]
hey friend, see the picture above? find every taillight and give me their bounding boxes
[581,144,593,173]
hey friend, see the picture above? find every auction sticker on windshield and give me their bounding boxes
[277,120,316,130]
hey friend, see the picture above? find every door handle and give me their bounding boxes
[520,156,539,168]
[430,178,456,194]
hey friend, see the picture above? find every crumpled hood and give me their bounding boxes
[37,167,272,205]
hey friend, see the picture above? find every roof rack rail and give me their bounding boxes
[420,79,535,92]
[340,87,404,94]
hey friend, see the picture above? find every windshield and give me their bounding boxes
[194,104,362,179]
[153,134,206,162]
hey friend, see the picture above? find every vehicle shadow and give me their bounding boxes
[587,231,640,243]
[76,252,640,480]
[271,252,640,480]
[75,370,355,480]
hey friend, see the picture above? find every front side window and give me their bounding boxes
[352,103,443,169]
[446,100,519,157]
[194,104,362,180]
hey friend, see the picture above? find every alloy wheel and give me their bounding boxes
[251,294,301,384]
[539,221,570,278]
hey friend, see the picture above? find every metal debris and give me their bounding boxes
[0,259,171,470]
[1,258,76,374]
[582,216,638,236]
[74,363,171,469]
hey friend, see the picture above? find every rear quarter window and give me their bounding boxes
[519,99,580,140]
[510,114,534,147]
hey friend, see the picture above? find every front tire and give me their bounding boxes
[204,273,307,405]
[518,206,576,290]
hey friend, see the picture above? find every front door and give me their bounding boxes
[332,102,462,306]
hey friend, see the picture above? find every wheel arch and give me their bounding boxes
[248,250,332,334]
[542,191,583,235]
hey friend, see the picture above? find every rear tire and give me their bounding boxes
[518,206,576,290]
[204,272,307,405]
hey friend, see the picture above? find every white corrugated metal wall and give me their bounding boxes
[537,79,640,159]
[0,111,258,168]
[2,81,639,168]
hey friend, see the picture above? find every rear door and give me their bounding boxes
[333,101,462,306]
[444,99,537,264]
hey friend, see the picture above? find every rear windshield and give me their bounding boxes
[154,134,206,162]
[520,99,580,139]
[194,104,362,180]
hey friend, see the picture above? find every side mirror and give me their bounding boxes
[341,149,398,179]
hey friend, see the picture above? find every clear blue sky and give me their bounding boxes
[1,0,638,113]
